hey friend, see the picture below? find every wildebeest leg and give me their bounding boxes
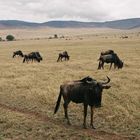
[66,56,68,61]
[27,58,30,63]
[26,58,28,63]
[98,61,101,69]
[57,56,60,62]
[60,56,63,61]
[83,104,88,129]
[13,54,15,58]
[63,101,71,125]
[67,56,70,61]
[109,63,113,70]
[31,58,33,63]
[90,106,95,129]
[23,57,25,63]
[101,61,104,69]
[114,63,117,69]
[65,56,68,61]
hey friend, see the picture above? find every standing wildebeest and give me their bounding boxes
[98,53,123,70]
[13,50,24,58]
[54,76,111,129]
[23,52,42,63]
[57,51,70,62]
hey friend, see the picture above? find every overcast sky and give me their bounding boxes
[0,0,140,22]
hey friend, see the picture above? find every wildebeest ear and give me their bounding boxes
[103,85,111,89]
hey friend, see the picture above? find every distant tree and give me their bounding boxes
[54,34,58,38]
[6,35,15,41]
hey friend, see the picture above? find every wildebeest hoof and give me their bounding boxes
[90,125,96,129]
[83,124,87,129]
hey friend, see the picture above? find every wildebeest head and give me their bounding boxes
[67,55,70,60]
[35,52,43,61]
[117,60,123,69]
[85,76,111,107]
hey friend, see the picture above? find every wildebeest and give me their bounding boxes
[13,50,24,58]
[23,52,42,63]
[57,51,70,62]
[98,53,123,70]
[54,76,111,129]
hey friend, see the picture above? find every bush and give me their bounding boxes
[0,37,2,41]
[6,35,15,41]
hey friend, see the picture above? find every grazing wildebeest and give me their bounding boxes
[13,50,24,58]
[98,53,123,70]
[57,51,70,62]
[23,52,42,63]
[54,76,111,129]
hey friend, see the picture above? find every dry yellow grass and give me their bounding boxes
[0,28,140,140]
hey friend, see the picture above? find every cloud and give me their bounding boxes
[0,0,140,22]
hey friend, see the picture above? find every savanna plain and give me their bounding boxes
[0,28,140,140]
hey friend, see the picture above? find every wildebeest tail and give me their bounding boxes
[54,87,62,114]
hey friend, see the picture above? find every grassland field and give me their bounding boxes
[0,28,140,140]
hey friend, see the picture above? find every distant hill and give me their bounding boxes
[0,18,140,29]
[102,18,140,29]
[0,20,40,28]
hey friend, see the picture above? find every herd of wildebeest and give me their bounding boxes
[13,49,123,70]
[12,49,124,129]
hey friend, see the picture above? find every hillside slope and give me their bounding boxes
[0,18,140,29]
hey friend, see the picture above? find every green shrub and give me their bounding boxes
[6,35,15,41]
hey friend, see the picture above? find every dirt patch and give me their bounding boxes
[0,103,135,140]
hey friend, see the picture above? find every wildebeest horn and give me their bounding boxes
[101,76,110,85]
